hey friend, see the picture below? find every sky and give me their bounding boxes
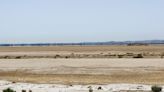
[0,0,164,43]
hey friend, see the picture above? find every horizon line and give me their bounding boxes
[0,39,164,45]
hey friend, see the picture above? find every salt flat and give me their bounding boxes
[0,80,153,92]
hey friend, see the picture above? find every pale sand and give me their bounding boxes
[0,59,164,84]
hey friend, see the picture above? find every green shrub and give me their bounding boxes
[3,88,15,92]
[151,85,162,92]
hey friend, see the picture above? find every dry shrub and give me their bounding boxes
[15,56,21,59]
[161,52,164,58]
[133,54,143,58]
[22,90,26,92]
[89,88,93,92]
[98,86,102,90]
[118,55,124,58]
[151,85,162,92]
[3,88,15,92]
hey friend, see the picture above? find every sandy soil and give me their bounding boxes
[0,45,164,52]
[0,59,164,84]
[0,45,164,58]
[0,46,164,85]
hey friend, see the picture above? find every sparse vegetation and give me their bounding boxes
[12,81,16,83]
[22,90,26,92]
[89,87,93,92]
[98,86,102,90]
[133,54,143,58]
[161,52,164,58]
[127,43,149,46]
[4,56,9,59]
[151,85,162,92]
[118,55,124,58]
[3,88,15,92]
[15,56,21,59]
[54,54,60,58]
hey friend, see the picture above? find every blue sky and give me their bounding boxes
[0,0,164,43]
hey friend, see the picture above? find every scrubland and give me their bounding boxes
[0,45,164,84]
[0,45,164,59]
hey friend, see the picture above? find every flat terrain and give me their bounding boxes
[0,45,164,84]
[0,45,164,52]
[0,45,164,58]
[0,80,153,92]
[0,59,164,84]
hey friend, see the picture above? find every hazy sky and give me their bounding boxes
[0,0,164,43]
